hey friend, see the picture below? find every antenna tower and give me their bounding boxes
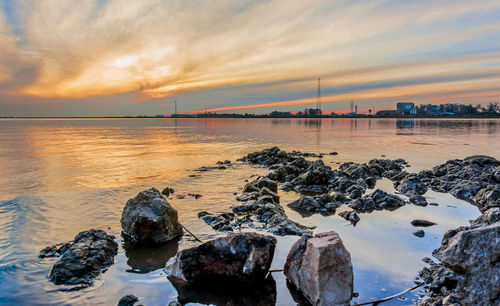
[316,78,321,116]
[174,100,177,115]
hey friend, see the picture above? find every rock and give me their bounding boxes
[288,195,340,214]
[431,216,499,305]
[411,219,437,227]
[121,188,183,244]
[48,229,118,285]
[493,167,500,182]
[259,187,280,203]
[338,210,360,225]
[165,232,276,284]
[243,183,260,193]
[410,195,428,206]
[474,185,500,211]
[118,295,139,306]
[396,175,427,195]
[365,176,377,189]
[161,187,175,196]
[253,177,278,192]
[187,193,202,199]
[413,230,425,237]
[463,155,500,166]
[39,242,71,258]
[329,152,338,155]
[284,231,353,306]
[369,189,406,210]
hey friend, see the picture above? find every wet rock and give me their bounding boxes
[288,194,340,214]
[284,231,353,306]
[419,210,500,306]
[369,189,406,210]
[395,175,427,195]
[161,187,175,197]
[474,185,500,211]
[338,210,360,225]
[118,295,139,306]
[413,230,425,237]
[259,187,280,203]
[350,197,376,212]
[165,232,276,284]
[236,191,258,202]
[493,167,500,182]
[48,229,118,286]
[329,152,338,155]
[253,177,278,192]
[410,195,428,206]
[411,219,437,227]
[187,193,202,199]
[242,183,260,193]
[365,176,377,189]
[39,242,71,258]
[121,188,183,244]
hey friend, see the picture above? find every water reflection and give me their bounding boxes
[123,238,179,274]
[169,275,277,305]
[0,118,499,305]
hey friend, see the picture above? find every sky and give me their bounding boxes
[0,0,500,116]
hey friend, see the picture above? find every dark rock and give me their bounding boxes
[187,193,202,199]
[253,177,278,192]
[365,176,377,189]
[243,183,260,193]
[121,188,183,244]
[259,187,280,203]
[49,229,118,285]
[39,242,71,258]
[288,195,340,214]
[413,230,425,237]
[338,210,360,225]
[396,175,427,195]
[165,232,276,284]
[284,231,353,306]
[118,295,139,306]
[411,219,437,227]
[329,152,338,155]
[161,187,175,196]
[410,195,428,206]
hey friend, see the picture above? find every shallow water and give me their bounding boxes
[0,118,498,305]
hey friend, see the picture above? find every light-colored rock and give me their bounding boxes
[121,188,183,244]
[433,221,500,305]
[284,231,353,306]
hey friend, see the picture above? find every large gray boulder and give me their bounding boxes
[284,231,353,306]
[48,229,118,285]
[121,188,183,244]
[165,232,276,284]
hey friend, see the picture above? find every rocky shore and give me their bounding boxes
[37,147,499,305]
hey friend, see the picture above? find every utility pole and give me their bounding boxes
[316,78,321,117]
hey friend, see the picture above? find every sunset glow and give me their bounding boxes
[0,0,500,115]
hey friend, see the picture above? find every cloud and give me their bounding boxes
[0,0,500,115]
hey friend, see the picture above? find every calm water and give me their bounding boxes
[0,118,498,305]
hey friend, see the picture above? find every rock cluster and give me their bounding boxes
[288,194,341,215]
[414,155,500,212]
[284,231,353,306]
[165,232,276,284]
[349,189,406,212]
[418,207,499,305]
[46,229,118,286]
[201,175,313,236]
[121,188,183,244]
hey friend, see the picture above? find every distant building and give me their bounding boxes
[397,102,416,115]
[376,110,400,116]
[345,105,358,116]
